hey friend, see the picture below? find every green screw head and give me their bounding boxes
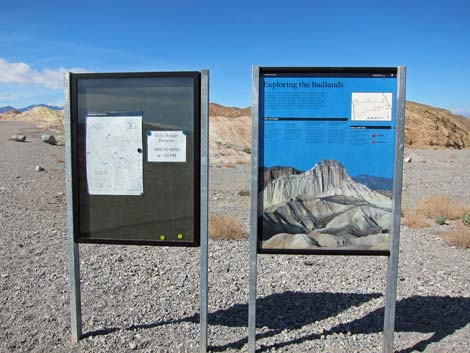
[177,233,183,240]
[160,234,165,241]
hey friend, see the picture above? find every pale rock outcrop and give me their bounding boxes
[260,160,392,249]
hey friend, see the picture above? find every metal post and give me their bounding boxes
[199,69,209,353]
[248,66,260,353]
[383,66,406,353]
[64,72,82,342]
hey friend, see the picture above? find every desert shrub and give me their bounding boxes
[441,225,470,249]
[415,195,467,220]
[401,208,428,228]
[237,189,250,196]
[242,146,251,154]
[434,215,447,225]
[462,212,470,226]
[209,214,246,240]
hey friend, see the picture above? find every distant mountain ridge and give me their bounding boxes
[0,104,63,114]
[351,175,393,192]
[209,103,250,118]
[2,101,470,151]
[0,106,16,113]
[0,106,64,133]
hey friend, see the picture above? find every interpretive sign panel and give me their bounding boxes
[70,72,201,246]
[256,67,402,255]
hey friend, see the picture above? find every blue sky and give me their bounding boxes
[0,0,469,116]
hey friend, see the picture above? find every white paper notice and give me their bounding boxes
[351,92,393,121]
[147,131,186,162]
[86,116,143,195]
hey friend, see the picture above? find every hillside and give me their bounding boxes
[2,101,469,160]
[405,101,470,149]
[209,103,250,118]
[0,106,64,134]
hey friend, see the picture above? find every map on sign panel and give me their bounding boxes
[351,92,393,121]
[86,115,143,195]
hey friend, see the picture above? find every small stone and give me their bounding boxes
[129,342,137,350]
[35,166,45,172]
[9,135,27,142]
[404,156,412,163]
[237,189,250,196]
[41,134,56,145]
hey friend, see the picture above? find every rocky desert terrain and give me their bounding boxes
[1,103,470,353]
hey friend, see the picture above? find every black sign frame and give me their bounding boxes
[253,66,404,257]
[69,72,201,247]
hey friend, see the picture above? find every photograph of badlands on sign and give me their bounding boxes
[260,159,393,251]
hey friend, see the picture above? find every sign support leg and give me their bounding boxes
[248,236,257,353]
[383,66,406,353]
[383,251,399,353]
[64,72,82,342]
[248,65,260,353]
[199,69,209,353]
[67,241,82,342]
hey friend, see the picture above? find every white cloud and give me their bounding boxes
[0,57,88,89]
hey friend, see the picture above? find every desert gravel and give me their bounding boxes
[1,121,469,353]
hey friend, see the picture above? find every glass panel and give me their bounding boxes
[75,75,199,244]
[258,69,397,254]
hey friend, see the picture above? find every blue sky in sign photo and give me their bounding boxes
[0,0,469,116]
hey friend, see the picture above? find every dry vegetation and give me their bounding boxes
[402,195,470,248]
[401,207,428,227]
[208,214,246,240]
[223,162,236,168]
[402,195,470,227]
[441,225,470,248]
[414,195,468,220]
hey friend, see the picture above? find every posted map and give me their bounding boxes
[351,92,392,121]
[86,115,143,195]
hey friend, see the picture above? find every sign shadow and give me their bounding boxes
[205,290,381,351]
[255,295,470,353]
[83,293,469,353]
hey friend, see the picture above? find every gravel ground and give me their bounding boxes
[1,120,469,353]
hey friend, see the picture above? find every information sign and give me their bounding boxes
[70,72,201,246]
[257,68,402,255]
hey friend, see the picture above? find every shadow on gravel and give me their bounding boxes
[251,295,470,353]
[85,293,469,353]
[82,327,119,339]
[342,295,470,353]
[205,291,382,352]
